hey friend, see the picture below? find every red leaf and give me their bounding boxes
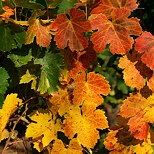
[135,32,154,70]
[90,8,142,54]
[51,8,91,51]
[91,0,138,17]
[64,45,97,79]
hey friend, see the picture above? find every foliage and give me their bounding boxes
[0,0,154,153]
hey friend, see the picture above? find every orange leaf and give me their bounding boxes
[73,72,110,106]
[51,8,91,51]
[119,93,154,140]
[91,0,138,17]
[25,14,52,47]
[118,55,145,89]
[135,32,154,70]
[0,6,14,18]
[64,104,108,148]
[104,129,153,154]
[89,8,142,54]
[51,139,83,154]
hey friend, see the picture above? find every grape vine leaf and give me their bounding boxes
[25,13,52,47]
[118,55,145,89]
[26,109,63,151]
[0,67,9,95]
[20,70,37,90]
[51,139,83,154]
[47,88,72,116]
[34,52,64,94]
[64,104,108,148]
[119,93,154,140]
[135,32,154,70]
[57,0,78,14]
[104,127,153,153]
[0,22,26,51]
[73,72,110,106]
[8,50,33,67]
[64,46,96,79]
[51,8,91,51]
[89,8,142,54]
[91,0,138,17]
[0,94,22,141]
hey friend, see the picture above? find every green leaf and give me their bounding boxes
[12,0,45,9]
[0,67,9,95]
[34,52,64,94]
[0,0,3,10]
[0,22,26,51]
[8,50,33,67]
[57,0,78,14]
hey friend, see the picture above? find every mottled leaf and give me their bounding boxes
[89,8,142,54]
[73,72,110,106]
[91,0,138,17]
[25,14,52,47]
[135,32,154,70]
[51,8,91,51]
[64,104,108,148]
[34,52,64,94]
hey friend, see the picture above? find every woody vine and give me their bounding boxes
[0,0,154,153]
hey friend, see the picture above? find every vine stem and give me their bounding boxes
[2,96,39,154]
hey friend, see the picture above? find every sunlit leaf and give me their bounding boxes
[73,72,110,106]
[25,13,52,47]
[89,8,142,54]
[64,104,108,148]
[91,0,138,17]
[119,93,154,140]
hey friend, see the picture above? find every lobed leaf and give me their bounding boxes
[51,8,91,51]
[135,32,154,70]
[90,8,142,54]
[73,72,110,106]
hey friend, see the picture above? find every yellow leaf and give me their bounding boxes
[51,138,83,154]
[20,70,37,90]
[0,94,22,141]
[26,109,63,151]
[64,103,108,148]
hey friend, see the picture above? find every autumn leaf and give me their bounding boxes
[64,103,108,148]
[118,55,145,89]
[89,8,142,54]
[0,6,14,18]
[91,0,138,17]
[51,8,91,51]
[63,46,97,79]
[104,129,153,154]
[20,70,37,90]
[50,138,83,154]
[26,109,63,151]
[25,12,52,47]
[47,88,72,116]
[119,93,154,140]
[135,32,154,70]
[0,94,22,141]
[73,72,110,106]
